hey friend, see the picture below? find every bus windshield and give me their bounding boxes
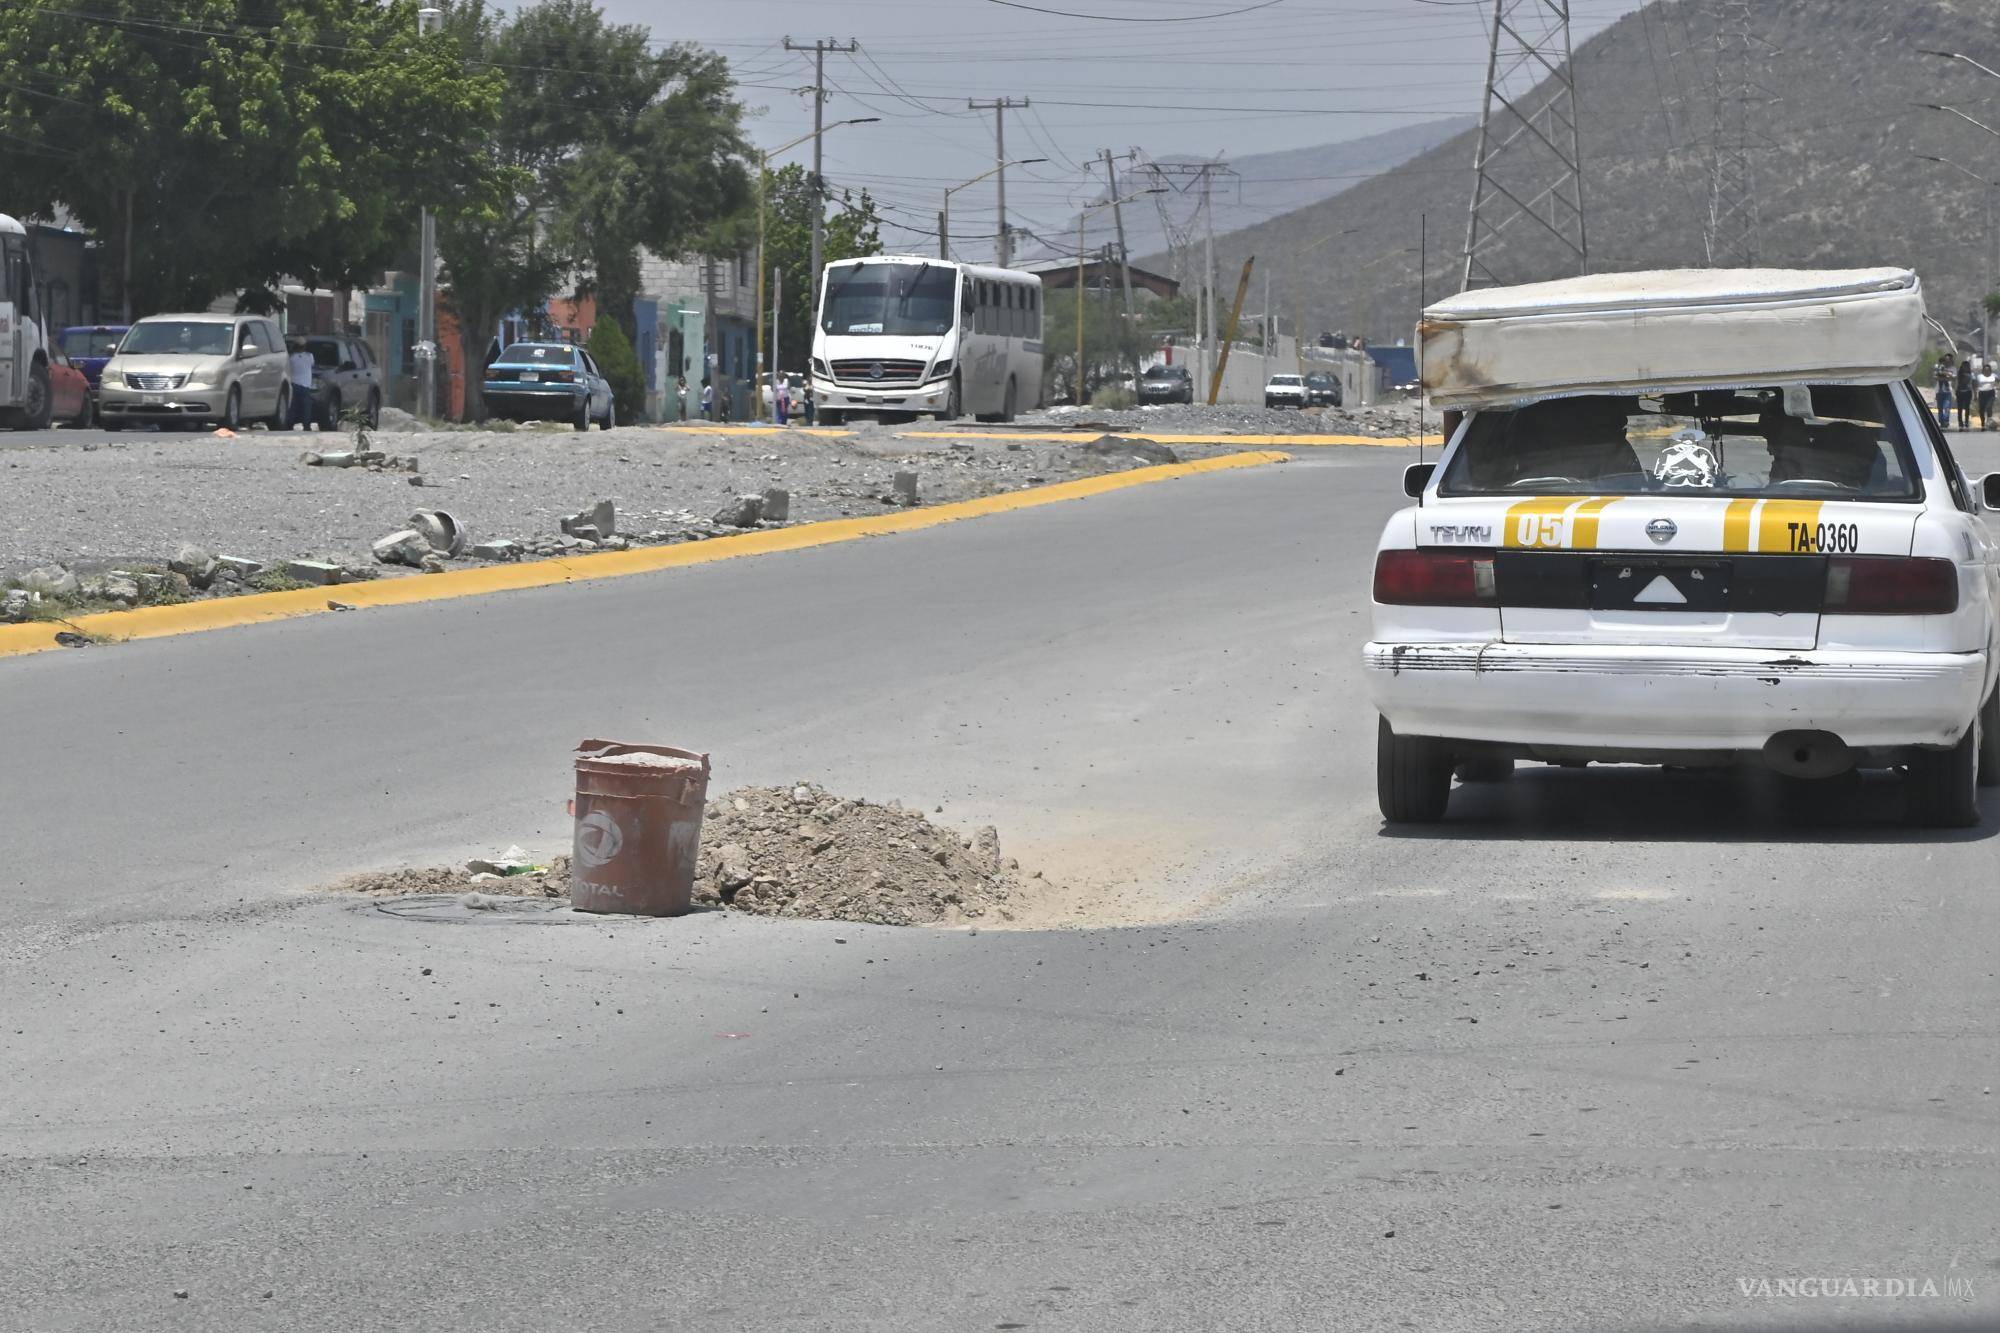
[821,262,957,337]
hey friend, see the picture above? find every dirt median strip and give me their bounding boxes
[0,449,1288,660]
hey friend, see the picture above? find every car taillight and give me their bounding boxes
[545,369,574,382]
[1823,556,1958,615]
[1374,548,1498,605]
[484,367,505,381]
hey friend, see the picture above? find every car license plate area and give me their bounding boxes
[519,371,538,382]
[1590,558,1731,612]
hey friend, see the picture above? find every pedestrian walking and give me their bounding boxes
[1980,361,1999,430]
[1955,354,1974,430]
[285,338,318,430]
[700,378,714,421]
[1935,352,1956,424]
[676,375,689,422]
[773,376,790,426]
[802,383,816,426]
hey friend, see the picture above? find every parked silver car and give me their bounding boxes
[295,332,383,428]
[98,314,291,430]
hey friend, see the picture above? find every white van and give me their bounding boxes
[1366,268,2000,827]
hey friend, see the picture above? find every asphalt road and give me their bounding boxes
[4,440,1998,1332]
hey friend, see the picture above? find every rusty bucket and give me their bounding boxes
[570,740,711,916]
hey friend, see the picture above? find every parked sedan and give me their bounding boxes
[295,332,383,428]
[1138,364,1194,405]
[482,342,616,429]
[48,349,90,427]
[57,324,129,422]
[1264,373,1310,409]
[98,313,291,430]
[1304,370,1343,407]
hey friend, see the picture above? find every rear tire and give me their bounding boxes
[573,397,590,432]
[599,399,616,430]
[999,377,1017,424]
[1906,722,1981,828]
[1377,715,1453,823]
[365,389,381,429]
[1978,685,2000,789]
[265,382,288,431]
[1454,756,1515,783]
[222,385,243,431]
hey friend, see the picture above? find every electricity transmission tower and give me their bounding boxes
[1460,0,1588,290]
[1703,0,1764,266]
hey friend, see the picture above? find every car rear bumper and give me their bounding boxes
[485,385,584,417]
[1363,640,1988,751]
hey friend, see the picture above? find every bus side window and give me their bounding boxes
[1002,285,1014,337]
[1013,286,1025,338]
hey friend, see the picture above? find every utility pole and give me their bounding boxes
[415,5,443,419]
[785,37,859,322]
[969,97,1029,266]
[1202,168,1216,385]
[1460,0,1587,290]
[1098,148,1140,381]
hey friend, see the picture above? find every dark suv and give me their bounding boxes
[1304,371,1343,407]
[1138,363,1194,405]
[299,333,384,428]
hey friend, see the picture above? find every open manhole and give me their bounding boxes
[368,894,595,926]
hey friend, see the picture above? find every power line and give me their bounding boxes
[982,0,1289,20]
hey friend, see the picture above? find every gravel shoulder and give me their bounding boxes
[0,418,1258,601]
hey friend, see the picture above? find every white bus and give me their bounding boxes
[810,256,1042,425]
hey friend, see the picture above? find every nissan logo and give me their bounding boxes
[868,362,885,381]
[1646,518,1677,544]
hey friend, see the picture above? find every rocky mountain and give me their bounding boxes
[1158,0,2000,350]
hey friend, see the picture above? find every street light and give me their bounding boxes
[1074,187,1165,405]
[941,159,1046,261]
[1915,101,2000,140]
[755,117,879,420]
[1918,154,2000,353]
[1919,48,2000,83]
[1293,227,1362,374]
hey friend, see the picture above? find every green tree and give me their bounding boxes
[437,0,752,419]
[0,0,502,315]
[1042,288,1148,404]
[586,315,644,422]
[758,164,883,373]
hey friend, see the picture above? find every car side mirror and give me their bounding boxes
[1982,472,2000,511]
[1404,463,1436,498]
[237,344,255,360]
[339,360,356,372]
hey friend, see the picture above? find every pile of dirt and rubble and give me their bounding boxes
[690,783,1027,925]
[329,785,1039,927]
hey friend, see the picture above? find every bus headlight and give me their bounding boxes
[929,359,953,380]
[810,357,830,378]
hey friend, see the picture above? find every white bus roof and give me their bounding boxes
[0,214,26,236]
[1419,267,1926,409]
[827,254,1043,282]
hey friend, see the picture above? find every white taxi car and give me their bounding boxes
[1365,268,2000,826]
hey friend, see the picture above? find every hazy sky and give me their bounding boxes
[599,0,1644,262]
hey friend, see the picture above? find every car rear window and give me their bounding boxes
[120,320,233,356]
[1439,384,1922,501]
[499,344,574,366]
[304,339,345,368]
[60,328,124,357]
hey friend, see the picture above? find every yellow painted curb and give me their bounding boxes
[897,430,1423,448]
[0,450,1289,660]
